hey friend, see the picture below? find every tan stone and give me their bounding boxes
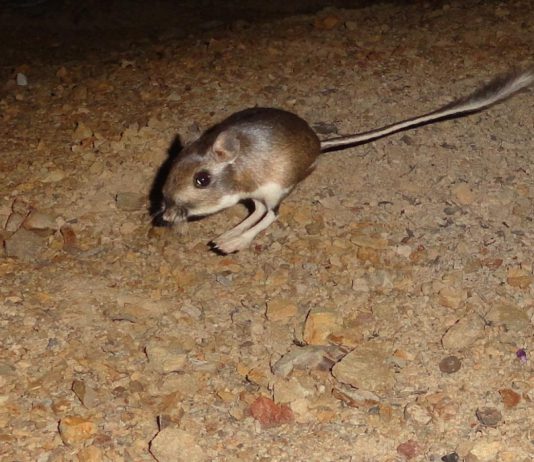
[452,183,476,205]
[150,427,206,462]
[303,308,340,345]
[506,267,533,289]
[77,446,103,462]
[72,121,93,141]
[266,298,298,322]
[332,342,395,395]
[438,286,466,309]
[442,314,485,351]
[58,416,96,446]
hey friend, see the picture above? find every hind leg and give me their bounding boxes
[213,206,278,254]
[214,200,267,243]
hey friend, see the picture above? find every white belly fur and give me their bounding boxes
[188,193,242,217]
[250,182,291,209]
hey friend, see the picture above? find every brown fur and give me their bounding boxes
[163,108,321,219]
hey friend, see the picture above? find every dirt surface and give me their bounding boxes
[1,1,533,461]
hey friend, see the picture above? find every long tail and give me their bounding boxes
[320,68,534,152]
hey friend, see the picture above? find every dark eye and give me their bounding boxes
[194,170,211,188]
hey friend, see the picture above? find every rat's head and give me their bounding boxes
[160,129,243,224]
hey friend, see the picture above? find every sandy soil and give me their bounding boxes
[1,1,533,461]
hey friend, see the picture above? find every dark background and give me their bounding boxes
[1,0,424,62]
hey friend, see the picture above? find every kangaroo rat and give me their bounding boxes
[159,69,533,254]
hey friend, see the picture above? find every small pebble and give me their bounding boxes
[475,407,502,426]
[312,121,338,135]
[272,345,342,377]
[467,440,502,462]
[438,286,465,309]
[60,225,77,251]
[77,446,103,462]
[314,15,341,30]
[499,388,521,408]
[441,453,459,462]
[72,121,93,142]
[249,396,294,428]
[72,379,99,408]
[305,221,324,235]
[16,73,28,86]
[115,192,145,211]
[404,402,432,425]
[58,415,96,446]
[397,439,420,459]
[452,183,475,205]
[516,348,527,363]
[439,355,462,374]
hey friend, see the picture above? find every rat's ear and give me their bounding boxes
[212,130,240,163]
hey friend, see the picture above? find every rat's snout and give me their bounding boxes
[160,199,188,225]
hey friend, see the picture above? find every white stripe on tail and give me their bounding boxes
[320,69,534,151]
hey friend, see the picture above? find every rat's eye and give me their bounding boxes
[194,170,211,188]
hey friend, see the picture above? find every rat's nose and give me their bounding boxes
[160,199,187,225]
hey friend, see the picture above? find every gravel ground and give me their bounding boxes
[1,1,533,461]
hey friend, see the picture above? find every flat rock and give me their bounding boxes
[350,233,389,250]
[115,192,146,211]
[273,377,312,404]
[5,200,30,231]
[404,401,432,425]
[40,168,66,183]
[104,303,150,322]
[146,338,188,374]
[452,183,476,205]
[77,446,103,462]
[486,304,530,331]
[265,298,298,322]
[272,345,345,377]
[442,314,485,351]
[3,228,47,262]
[72,121,93,141]
[438,286,466,310]
[466,439,502,462]
[331,342,395,395]
[150,427,206,462]
[72,380,99,408]
[22,210,57,232]
[0,362,16,375]
[506,267,533,289]
[302,308,341,345]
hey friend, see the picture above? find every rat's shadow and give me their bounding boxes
[148,135,182,226]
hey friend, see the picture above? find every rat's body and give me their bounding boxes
[160,69,533,254]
